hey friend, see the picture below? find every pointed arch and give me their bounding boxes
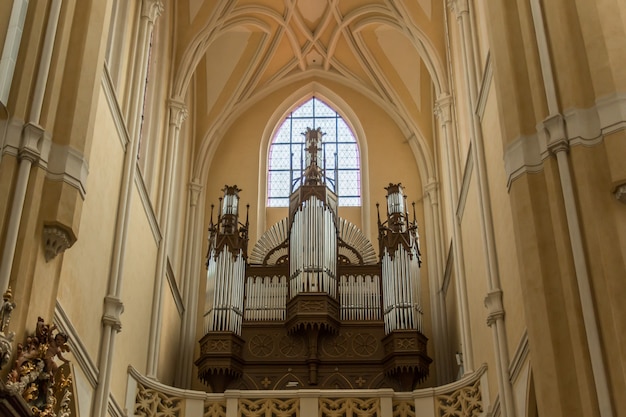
[254,82,372,238]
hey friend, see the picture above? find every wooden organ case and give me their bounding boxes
[196,128,431,392]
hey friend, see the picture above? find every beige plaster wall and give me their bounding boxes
[480,84,526,357]
[57,87,125,359]
[111,190,159,401]
[157,285,183,386]
[459,175,496,386]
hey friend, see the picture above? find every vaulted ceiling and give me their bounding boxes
[171,0,448,177]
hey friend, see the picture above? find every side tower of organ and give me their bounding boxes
[196,128,431,392]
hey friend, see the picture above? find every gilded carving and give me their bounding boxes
[5,317,73,417]
[436,380,482,417]
[0,288,16,370]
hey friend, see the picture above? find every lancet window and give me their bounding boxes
[267,97,361,207]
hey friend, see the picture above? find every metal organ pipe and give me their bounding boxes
[205,249,245,335]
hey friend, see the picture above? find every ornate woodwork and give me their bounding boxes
[196,128,431,392]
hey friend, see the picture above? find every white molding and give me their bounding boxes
[431,363,488,397]
[508,330,529,384]
[108,395,124,417]
[134,167,162,244]
[128,363,488,400]
[442,241,453,295]
[101,65,130,150]
[504,93,626,189]
[475,52,492,120]
[486,395,501,417]
[456,144,473,220]
[128,366,213,401]
[54,301,99,388]
[166,257,184,317]
[503,132,544,189]
[46,142,90,199]
[1,118,89,198]
[0,0,29,104]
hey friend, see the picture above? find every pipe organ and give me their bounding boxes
[196,128,431,392]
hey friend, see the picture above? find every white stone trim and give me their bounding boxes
[442,242,453,295]
[166,258,184,317]
[46,142,89,199]
[456,144,473,220]
[504,93,626,189]
[0,0,29,104]
[54,301,99,388]
[508,330,529,384]
[475,52,492,120]
[1,120,89,199]
[102,65,130,150]
[134,168,162,244]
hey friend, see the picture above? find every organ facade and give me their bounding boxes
[196,128,431,392]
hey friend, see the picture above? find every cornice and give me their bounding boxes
[504,93,626,189]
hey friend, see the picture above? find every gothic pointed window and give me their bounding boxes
[267,97,361,207]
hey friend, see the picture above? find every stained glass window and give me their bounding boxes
[268,98,361,207]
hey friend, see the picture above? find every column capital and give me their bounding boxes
[447,0,469,19]
[434,94,453,126]
[543,114,569,155]
[20,122,47,163]
[424,180,439,202]
[141,0,165,23]
[103,295,124,333]
[189,180,203,207]
[168,99,188,127]
[484,289,505,326]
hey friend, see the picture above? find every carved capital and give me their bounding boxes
[424,180,439,203]
[20,122,47,163]
[43,223,77,262]
[103,295,124,332]
[447,0,469,18]
[168,98,188,127]
[189,180,203,207]
[434,94,453,126]
[141,0,164,23]
[613,184,626,204]
[484,289,504,326]
[543,114,569,154]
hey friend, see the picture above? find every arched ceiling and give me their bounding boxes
[171,0,448,179]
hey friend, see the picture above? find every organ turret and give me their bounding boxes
[196,128,431,392]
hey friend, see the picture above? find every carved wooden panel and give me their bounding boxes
[204,400,227,417]
[319,398,379,417]
[239,398,299,417]
[392,400,416,417]
[135,382,184,417]
[435,380,482,417]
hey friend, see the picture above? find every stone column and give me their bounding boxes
[175,180,203,388]
[91,1,164,416]
[447,1,516,415]
[146,98,188,378]
[434,94,474,376]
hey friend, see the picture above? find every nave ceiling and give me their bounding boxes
[170,0,448,180]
